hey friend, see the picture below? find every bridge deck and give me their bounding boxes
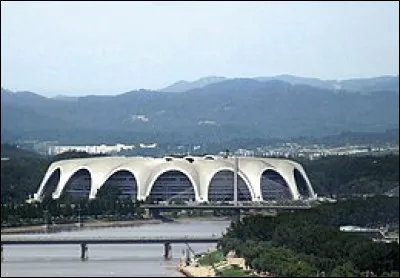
[1,236,221,245]
[142,204,312,210]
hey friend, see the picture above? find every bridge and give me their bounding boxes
[141,204,313,210]
[142,203,313,223]
[1,236,221,261]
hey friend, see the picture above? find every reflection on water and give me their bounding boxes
[1,220,231,277]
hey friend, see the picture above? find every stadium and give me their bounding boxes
[32,155,317,203]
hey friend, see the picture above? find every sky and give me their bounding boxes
[1,1,399,97]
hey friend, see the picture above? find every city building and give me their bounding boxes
[47,144,135,155]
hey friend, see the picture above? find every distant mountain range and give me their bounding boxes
[160,76,228,93]
[160,74,399,93]
[1,75,398,144]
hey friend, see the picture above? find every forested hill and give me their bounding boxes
[0,143,43,159]
[2,76,399,144]
[300,155,399,197]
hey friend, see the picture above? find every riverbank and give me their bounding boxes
[177,249,261,277]
[1,217,231,234]
[1,219,162,234]
[178,259,258,277]
[177,261,216,277]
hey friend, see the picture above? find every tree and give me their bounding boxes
[331,262,357,277]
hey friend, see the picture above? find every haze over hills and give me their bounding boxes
[160,74,399,93]
[160,76,228,93]
[1,75,399,144]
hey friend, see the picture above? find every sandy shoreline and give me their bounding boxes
[177,261,216,277]
[177,252,252,277]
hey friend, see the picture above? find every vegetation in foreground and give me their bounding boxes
[216,196,399,277]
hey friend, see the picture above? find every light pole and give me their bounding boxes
[234,156,238,207]
[77,204,82,227]
[43,206,49,231]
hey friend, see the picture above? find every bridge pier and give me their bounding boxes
[185,247,191,266]
[164,242,172,260]
[80,243,88,261]
[232,209,241,224]
[150,208,160,218]
[143,208,150,218]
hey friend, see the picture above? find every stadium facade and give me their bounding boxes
[32,156,317,202]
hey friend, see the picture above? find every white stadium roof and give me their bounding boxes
[33,155,316,202]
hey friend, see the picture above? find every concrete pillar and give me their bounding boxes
[185,247,191,266]
[180,248,186,263]
[164,242,172,260]
[144,208,150,218]
[232,209,241,224]
[152,209,160,218]
[80,243,88,260]
[1,245,3,262]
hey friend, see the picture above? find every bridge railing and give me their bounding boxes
[143,200,314,207]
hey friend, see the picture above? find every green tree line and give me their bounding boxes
[218,196,399,277]
[299,155,399,197]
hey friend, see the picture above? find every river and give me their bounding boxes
[1,220,231,277]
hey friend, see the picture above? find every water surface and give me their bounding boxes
[1,220,231,277]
